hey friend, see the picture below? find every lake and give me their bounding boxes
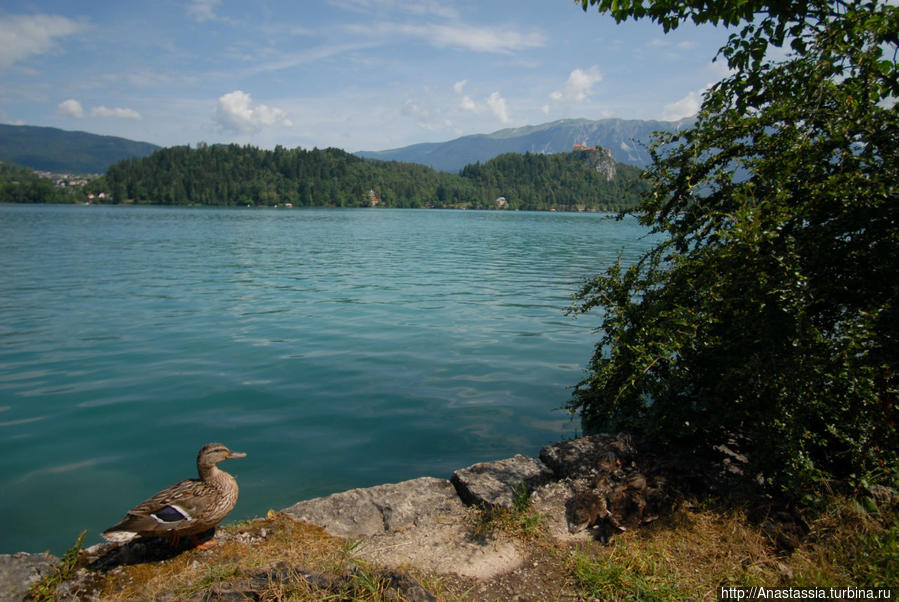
[0,204,654,555]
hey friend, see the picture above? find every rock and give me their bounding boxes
[450,454,554,509]
[529,480,592,541]
[0,552,58,602]
[282,476,463,537]
[355,509,524,579]
[539,433,636,481]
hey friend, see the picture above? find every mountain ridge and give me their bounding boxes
[358,117,693,172]
[0,124,160,174]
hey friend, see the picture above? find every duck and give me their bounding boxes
[102,442,247,547]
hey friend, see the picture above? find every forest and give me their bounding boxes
[0,160,77,204]
[82,143,646,211]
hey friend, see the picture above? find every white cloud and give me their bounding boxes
[0,14,87,70]
[58,99,141,120]
[551,66,603,102]
[91,106,142,120]
[486,92,510,123]
[459,96,478,113]
[186,0,221,22]
[57,99,84,118]
[214,90,292,133]
[662,90,703,120]
[457,92,511,123]
[347,22,546,54]
[453,80,468,94]
[540,104,550,115]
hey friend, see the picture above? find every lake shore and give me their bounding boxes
[5,433,895,600]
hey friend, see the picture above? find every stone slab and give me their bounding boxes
[282,476,463,538]
[450,454,554,509]
[539,433,636,480]
[0,552,57,602]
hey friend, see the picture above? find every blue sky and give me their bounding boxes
[0,0,732,152]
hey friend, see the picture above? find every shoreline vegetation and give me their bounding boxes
[15,433,897,601]
[1,144,647,213]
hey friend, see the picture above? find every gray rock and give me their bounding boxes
[539,433,635,480]
[282,477,463,538]
[0,552,57,602]
[450,454,554,509]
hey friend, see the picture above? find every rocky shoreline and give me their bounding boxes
[1,433,682,600]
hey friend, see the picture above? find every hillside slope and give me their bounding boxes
[0,124,159,173]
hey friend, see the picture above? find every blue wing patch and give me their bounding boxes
[153,505,190,523]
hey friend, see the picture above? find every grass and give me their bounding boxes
[27,530,86,601]
[53,491,897,600]
[565,495,898,601]
[471,481,547,540]
[93,513,378,600]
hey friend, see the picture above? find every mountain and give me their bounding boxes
[358,117,693,172]
[0,124,160,174]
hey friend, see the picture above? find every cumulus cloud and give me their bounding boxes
[550,66,603,102]
[186,0,221,22]
[459,95,478,112]
[58,99,142,120]
[57,98,84,118]
[91,106,142,120]
[662,89,704,120]
[0,13,87,70]
[453,80,468,94]
[486,92,510,123]
[214,90,292,133]
[456,91,511,123]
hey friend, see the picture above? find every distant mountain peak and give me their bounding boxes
[357,117,693,172]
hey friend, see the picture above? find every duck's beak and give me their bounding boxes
[228,450,247,459]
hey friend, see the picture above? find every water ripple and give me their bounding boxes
[0,205,657,555]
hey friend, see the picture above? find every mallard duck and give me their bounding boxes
[102,442,246,546]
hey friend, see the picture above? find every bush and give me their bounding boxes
[570,0,899,497]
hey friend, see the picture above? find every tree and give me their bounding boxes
[570,0,898,497]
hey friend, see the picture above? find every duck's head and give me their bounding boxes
[197,442,247,471]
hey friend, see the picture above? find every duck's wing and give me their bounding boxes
[102,478,221,540]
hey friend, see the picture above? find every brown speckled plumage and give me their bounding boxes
[102,442,246,543]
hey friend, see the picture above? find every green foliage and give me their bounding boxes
[0,160,80,204]
[83,144,645,211]
[571,0,898,495]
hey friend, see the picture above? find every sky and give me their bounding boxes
[0,0,734,153]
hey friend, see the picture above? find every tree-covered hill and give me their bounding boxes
[85,143,646,211]
[0,124,159,174]
[0,160,78,204]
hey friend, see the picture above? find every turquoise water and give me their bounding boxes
[0,204,654,555]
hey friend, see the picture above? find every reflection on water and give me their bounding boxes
[0,204,657,554]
